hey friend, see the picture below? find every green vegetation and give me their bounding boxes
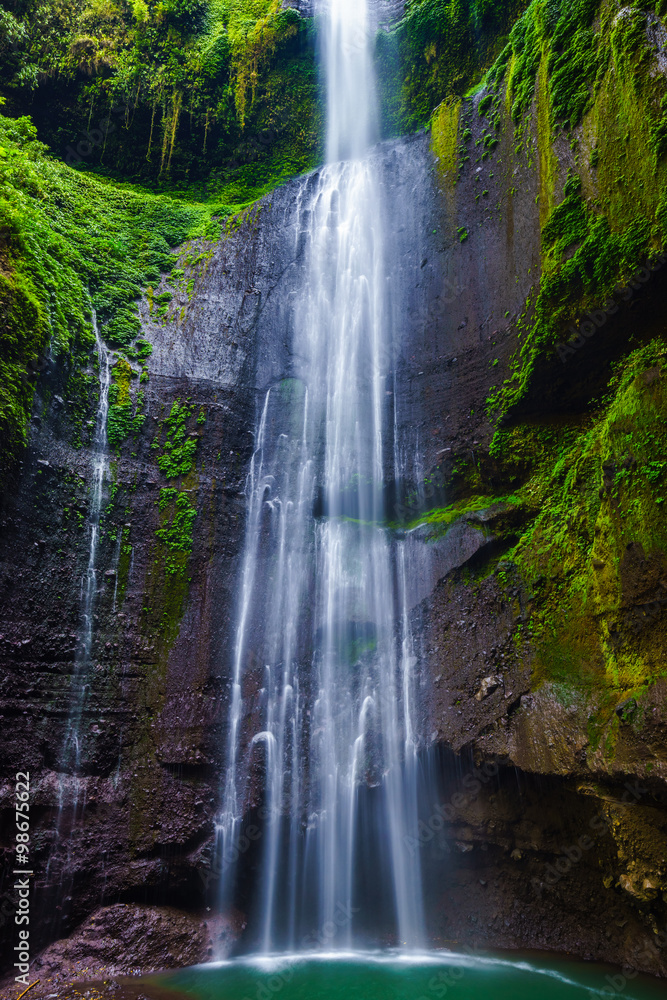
[0,103,213,466]
[150,398,204,576]
[481,0,667,421]
[0,5,322,845]
[107,357,134,448]
[407,493,521,532]
[0,0,323,474]
[2,0,666,764]
[513,340,667,704]
[155,488,198,574]
[107,358,146,448]
[505,0,600,127]
[413,342,667,735]
[1,0,321,201]
[380,0,531,133]
[155,398,200,478]
[394,0,667,745]
[431,96,461,185]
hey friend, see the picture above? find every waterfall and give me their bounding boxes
[76,312,111,674]
[49,311,110,888]
[67,311,111,768]
[217,0,425,952]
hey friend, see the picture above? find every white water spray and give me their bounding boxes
[67,312,110,763]
[50,311,110,865]
[217,0,425,951]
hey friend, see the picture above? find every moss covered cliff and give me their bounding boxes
[1,0,666,793]
[0,102,217,466]
[1,0,666,782]
[409,0,667,779]
[0,0,321,469]
[378,0,531,131]
[0,0,321,191]
[1,0,667,979]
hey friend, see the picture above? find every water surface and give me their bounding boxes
[148,952,665,1000]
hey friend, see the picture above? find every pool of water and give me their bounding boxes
[146,951,665,1000]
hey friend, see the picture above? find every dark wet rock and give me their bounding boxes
[1,51,667,984]
[0,905,238,999]
[418,752,667,976]
[0,134,438,972]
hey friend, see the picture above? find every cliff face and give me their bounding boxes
[1,0,667,986]
[0,203,256,962]
[0,135,439,974]
[399,0,667,974]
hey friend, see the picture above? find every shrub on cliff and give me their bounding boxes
[0,100,213,469]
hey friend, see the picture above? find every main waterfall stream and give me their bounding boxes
[217,0,426,953]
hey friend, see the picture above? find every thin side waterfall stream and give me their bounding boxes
[217,0,426,953]
[3,0,667,989]
[64,310,111,772]
[48,312,111,893]
[77,313,111,692]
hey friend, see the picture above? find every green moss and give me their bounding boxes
[135,339,154,359]
[383,0,531,132]
[232,7,301,125]
[107,358,133,448]
[542,173,587,251]
[536,51,557,225]
[156,398,200,477]
[547,0,600,128]
[411,494,494,529]
[148,399,203,579]
[0,102,214,467]
[155,489,198,574]
[499,0,600,127]
[407,493,522,532]
[158,486,179,511]
[482,343,667,718]
[505,0,543,122]
[0,255,48,462]
[488,0,667,422]
[107,358,147,449]
[431,96,461,188]
[4,0,321,200]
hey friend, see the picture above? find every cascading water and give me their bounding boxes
[217,0,426,952]
[48,312,110,891]
[80,318,111,669]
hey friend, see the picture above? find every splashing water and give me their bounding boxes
[217,0,427,953]
[48,311,110,894]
